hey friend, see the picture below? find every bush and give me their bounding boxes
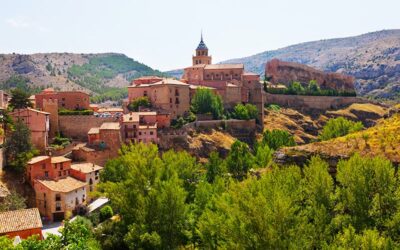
[262,129,296,150]
[58,109,94,115]
[265,80,357,97]
[319,117,364,141]
[232,103,258,121]
[100,205,114,222]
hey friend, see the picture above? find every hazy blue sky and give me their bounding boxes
[0,0,398,70]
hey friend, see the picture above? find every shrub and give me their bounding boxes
[232,103,258,120]
[58,109,94,116]
[319,117,364,141]
[262,129,296,150]
[99,205,114,222]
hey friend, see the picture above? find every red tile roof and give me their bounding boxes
[0,208,42,234]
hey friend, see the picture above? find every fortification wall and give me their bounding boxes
[264,93,368,111]
[59,116,116,140]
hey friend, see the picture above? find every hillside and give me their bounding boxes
[221,30,400,99]
[0,53,163,102]
[276,111,400,166]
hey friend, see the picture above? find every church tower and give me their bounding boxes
[192,33,212,66]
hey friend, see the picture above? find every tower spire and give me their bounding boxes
[201,30,203,42]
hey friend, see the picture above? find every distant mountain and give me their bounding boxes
[220,30,400,99]
[0,53,164,99]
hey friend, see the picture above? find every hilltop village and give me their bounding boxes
[0,36,379,243]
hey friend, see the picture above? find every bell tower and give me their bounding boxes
[192,33,212,66]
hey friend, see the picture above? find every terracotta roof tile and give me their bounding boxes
[51,156,71,164]
[28,156,50,164]
[37,176,87,193]
[71,163,103,174]
[204,64,244,70]
[0,208,42,234]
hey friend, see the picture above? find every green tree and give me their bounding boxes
[191,88,224,119]
[99,205,114,222]
[301,156,334,247]
[287,81,305,94]
[232,103,258,120]
[254,143,273,168]
[319,117,364,141]
[127,96,151,112]
[197,166,310,249]
[0,236,14,250]
[4,120,38,172]
[335,154,398,231]
[205,152,225,183]
[99,143,193,249]
[9,88,33,110]
[261,129,296,150]
[307,80,320,93]
[225,140,254,179]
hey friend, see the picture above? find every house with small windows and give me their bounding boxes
[34,176,87,222]
[128,78,190,119]
[70,162,103,201]
[26,155,102,222]
[121,112,160,144]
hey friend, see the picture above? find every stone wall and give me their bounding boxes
[266,59,355,91]
[195,119,256,141]
[58,116,116,140]
[264,93,368,111]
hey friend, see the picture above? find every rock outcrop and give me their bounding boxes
[266,59,355,91]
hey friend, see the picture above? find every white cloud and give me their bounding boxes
[5,16,49,32]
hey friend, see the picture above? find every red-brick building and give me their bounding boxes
[35,88,90,111]
[26,156,72,186]
[0,208,43,239]
[10,108,50,152]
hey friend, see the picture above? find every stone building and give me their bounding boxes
[182,35,264,122]
[121,112,159,144]
[10,108,50,152]
[35,88,90,111]
[128,78,190,119]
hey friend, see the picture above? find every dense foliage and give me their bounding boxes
[265,80,357,97]
[0,75,44,94]
[91,142,400,249]
[262,129,296,150]
[127,96,151,112]
[191,88,224,119]
[0,189,26,212]
[232,103,258,120]
[9,88,33,110]
[319,117,364,140]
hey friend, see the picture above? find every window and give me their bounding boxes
[175,98,179,104]
[139,132,142,135]
[56,202,61,211]
[150,131,154,135]
[175,89,179,96]
[62,98,65,101]
[58,171,61,177]
[55,194,61,201]
[169,98,172,103]
[144,91,148,97]
[60,163,63,170]
[44,171,49,177]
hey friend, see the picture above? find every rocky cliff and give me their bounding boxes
[222,30,400,99]
[266,59,355,91]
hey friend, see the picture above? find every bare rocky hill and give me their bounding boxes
[221,30,400,99]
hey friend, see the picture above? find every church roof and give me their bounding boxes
[196,35,208,50]
[204,64,244,70]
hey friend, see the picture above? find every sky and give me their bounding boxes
[0,0,398,71]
